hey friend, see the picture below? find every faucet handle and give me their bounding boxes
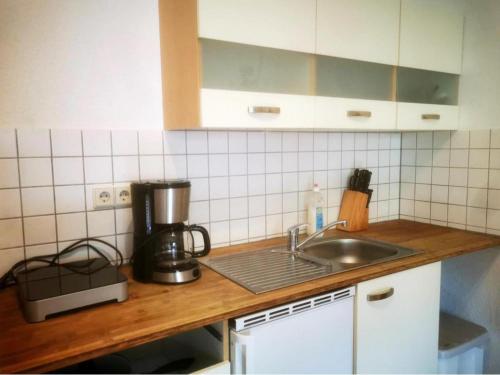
[287,223,308,235]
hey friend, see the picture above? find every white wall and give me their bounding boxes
[0,0,163,129]
[459,0,500,130]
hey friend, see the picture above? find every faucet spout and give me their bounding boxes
[287,220,347,253]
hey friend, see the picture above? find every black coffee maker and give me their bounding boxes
[131,180,210,284]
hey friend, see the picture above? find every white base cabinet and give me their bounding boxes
[355,262,441,374]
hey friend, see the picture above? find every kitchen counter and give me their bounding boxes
[1,220,499,373]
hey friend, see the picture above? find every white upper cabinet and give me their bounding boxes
[399,0,465,74]
[316,0,400,65]
[197,0,316,53]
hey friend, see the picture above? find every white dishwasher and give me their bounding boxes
[230,287,354,374]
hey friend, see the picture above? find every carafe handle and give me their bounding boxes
[187,225,211,257]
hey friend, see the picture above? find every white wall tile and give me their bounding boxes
[24,215,56,245]
[328,133,342,150]
[450,149,469,168]
[282,212,298,230]
[187,131,208,154]
[487,209,500,230]
[0,159,19,188]
[0,218,23,249]
[448,205,466,224]
[209,154,228,177]
[0,129,17,157]
[210,199,229,222]
[449,168,468,187]
[53,157,84,185]
[401,150,416,166]
[489,149,500,169]
[248,174,265,196]
[228,132,247,154]
[433,131,450,149]
[229,175,247,197]
[432,167,449,185]
[314,152,328,170]
[469,149,490,169]
[401,166,415,183]
[230,197,248,220]
[249,216,266,238]
[55,185,86,213]
[354,151,367,168]
[248,153,265,175]
[282,132,298,152]
[266,214,283,235]
[209,177,229,199]
[467,207,487,227]
[229,154,247,176]
[51,129,82,157]
[210,221,230,244]
[17,129,51,157]
[112,130,138,155]
[266,194,282,215]
[282,152,298,172]
[490,130,500,148]
[378,150,390,167]
[467,188,488,208]
[341,151,354,169]
[283,192,298,213]
[416,149,432,166]
[164,155,187,179]
[139,155,164,180]
[187,154,209,178]
[469,130,490,149]
[489,170,500,189]
[21,187,54,216]
[402,132,416,149]
[189,200,209,223]
[417,132,433,149]
[113,156,140,182]
[400,199,414,216]
[448,186,467,206]
[247,132,265,152]
[266,132,282,152]
[57,212,87,241]
[400,183,414,200]
[298,133,313,151]
[266,153,282,173]
[19,158,53,187]
[266,174,282,194]
[431,185,448,204]
[208,131,228,154]
[415,201,431,219]
[468,168,489,189]
[82,130,111,156]
[315,132,328,151]
[87,210,115,237]
[84,157,112,184]
[415,184,431,201]
[138,130,163,155]
[451,131,469,149]
[342,133,355,150]
[0,189,21,219]
[367,133,379,150]
[164,131,186,155]
[354,133,367,150]
[190,178,209,202]
[283,172,298,193]
[230,219,248,242]
[299,152,314,171]
[298,171,314,191]
[433,148,450,167]
[487,189,500,210]
[248,195,265,218]
[390,133,401,149]
[115,208,133,234]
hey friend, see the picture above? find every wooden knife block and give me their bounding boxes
[337,190,369,232]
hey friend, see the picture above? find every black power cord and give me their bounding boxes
[0,238,124,290]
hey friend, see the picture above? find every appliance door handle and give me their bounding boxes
[187,224,211,257]
[231,330,254,374]
[367,287,394,302]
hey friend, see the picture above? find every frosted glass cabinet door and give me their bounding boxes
[316,0,400,65]
[399,0,464,74]
[198,0,316,53]
[355,262,441,374]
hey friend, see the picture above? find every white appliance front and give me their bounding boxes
[230,288,354,374]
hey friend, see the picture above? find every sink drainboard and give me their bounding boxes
[200,249,332,294]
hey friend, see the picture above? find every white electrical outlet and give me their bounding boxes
[114,185,132,206]
[93,187,114,209]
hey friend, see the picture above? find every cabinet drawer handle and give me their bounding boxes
[347,110,371,118]
[367,287,394,302]
[248,106,281,114]
[421,114,440,120]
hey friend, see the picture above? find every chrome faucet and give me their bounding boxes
[287,220,347,253]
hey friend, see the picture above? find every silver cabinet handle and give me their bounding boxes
[248,106,280,114]
[367,287,394,302]
[347,110,372,118]
[422,114,440,120]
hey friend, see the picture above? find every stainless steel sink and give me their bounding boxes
[201,235,420,294]
[298,237,417,268]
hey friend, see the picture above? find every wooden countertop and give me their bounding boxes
[1,220,499,373]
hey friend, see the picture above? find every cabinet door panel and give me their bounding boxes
[399,0,464,74]
[198,0,316,53]
[397,103,458,130]
[356,262,441,373]
[316,0,400,65]
[201,89,314,129]
[315,97,396,130]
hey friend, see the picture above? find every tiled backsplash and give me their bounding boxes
[0,129,401,274]
[399,129,500,234]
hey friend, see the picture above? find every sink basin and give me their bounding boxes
[299,237,418,268]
